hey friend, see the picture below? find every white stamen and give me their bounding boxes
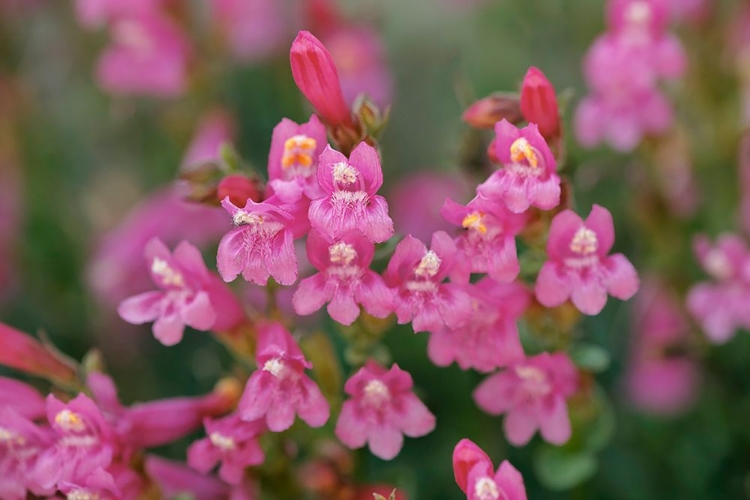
[151,257,185,287]
[474,477,500,500]
[329,242,358,265]
[363,379,390,406]
[263,358,285,378]
[704,249,732,280]
[67,489,99,500]
[332,162,358,185]
[414,251,441,278]
[209,432,236,451]
[569,227,598,255]
[54,409,86,432]
[233,211,264,226]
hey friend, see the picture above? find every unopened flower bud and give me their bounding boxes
[462,93,522,129]
[520,66,561,141]
[217,174,262,207]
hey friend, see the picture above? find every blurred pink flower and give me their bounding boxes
[0,407,53,500]
[211,0,291,62]
[624,278,700,416]
[335,361,435,460]
[473,352,578,446]
[389,171,471,243]
[293,230,393,325]
[452,439,527,500]
[686,234,750,344]
[0,322,78,384]
[145,455,231,499]
[74,0,162,29]
[238,323,330,432]
[323,26,394,108]
[0,377,46,420]
[96,13,191,98]
[309,143,394,243]
[428,278,528,372]
[477,120,560,213]
[383,231,471,334]
[118,238,245,345]
[87,186,230,308]
[182,110,236,170]
[188,413,266,484]
[535,204,639,315]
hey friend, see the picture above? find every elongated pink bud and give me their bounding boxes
[520,66,561,141]
[462,93,522,129]
[290,30,353,128]
[0,322,77,383]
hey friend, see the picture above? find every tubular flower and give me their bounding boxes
[451,439,528,500]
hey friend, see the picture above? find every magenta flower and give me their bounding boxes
[0,408,53,500]
[625,278,699,416]
[473,352,578,446]
[188,413,265,485]
[267,115,328,203]
[383,231,471,333]
[238,323,330,432]
[477,120,560,213]
[335,361,435,460]
[452,439,527,500]
[118,238,245,346]
[96,13,191,98]
[290,30,354,129]
[308,143,394,243]
[30,394,115,495]
[428,279,528,373]
[293,230,394,325]
[535,204,639,315]
[440,196,527,283]
[686,234,750,344]
[217,196,308,286]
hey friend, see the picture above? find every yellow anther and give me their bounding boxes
[510,137,539,168]
[329,242,357,265]
[461,212,488,235]
[281,135,317,169]
[55,409,86,432]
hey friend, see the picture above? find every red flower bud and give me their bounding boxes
[520,66,561,140]
[217,174,262,207]
[0,322,77,383]
[290,30,353,128]
[462,93,522,129]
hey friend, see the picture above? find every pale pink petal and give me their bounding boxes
[364,195,394,243]
[493,119,522,165]
[181,291,217,331]
[297,376,330,428]
[585,204,615,256]
[473,373,515,415]
[239,374,273,422]
[217,227,248,282]
[266,394,296,432]
[538,396,572,445]
[604,254,639,300]
[293,273,330,316]
[494,461,528,500]
[396,393,436,437]
[504,408,538,446]
[173,240,210,279]
[153,312,185,346]
[535,262,571,308]
[570,275,609,315]
[529,175,561,211]
[335,401,368,449]
[349,142,384,193]
[187,438,221,473]
[368,425,404,460]
[316,146,348,194]
[118,291,164,324]
[357,272,394,318]
[267,231,298,286]
[328,290,361,325]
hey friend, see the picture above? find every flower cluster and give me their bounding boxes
[575,0,687,151]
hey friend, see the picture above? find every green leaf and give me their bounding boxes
[534,446,598,491]
[570,342,611,373]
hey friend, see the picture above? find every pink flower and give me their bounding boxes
[0,322,77,384]
[87,186,230,308]
[624,278,700,415]
[477,120,560,213]
[293,230,394,325]
[309,143,394,243]
[290,31,354,129]
[145,456,231,500]
[118,238,246,346]
[335,361,435,460]
[211,0,290,62]
[389,171,472,243]
[217,196,309,286]
[535,204,639,315]
[452,439,527,500]
[96,13,191,98]
[520,66,560,141]
[238,323,329,432]
[31,394,115,495]
[188,413,265,485]
[267,114,328,203]
[323,26,394,108]
[0,408,53,500]
[440,196,527,283]
[182,110,236,170]
[427,279,528,372]
[473,352,578,446]
[686,234,750,344]
[383,231,471,333]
